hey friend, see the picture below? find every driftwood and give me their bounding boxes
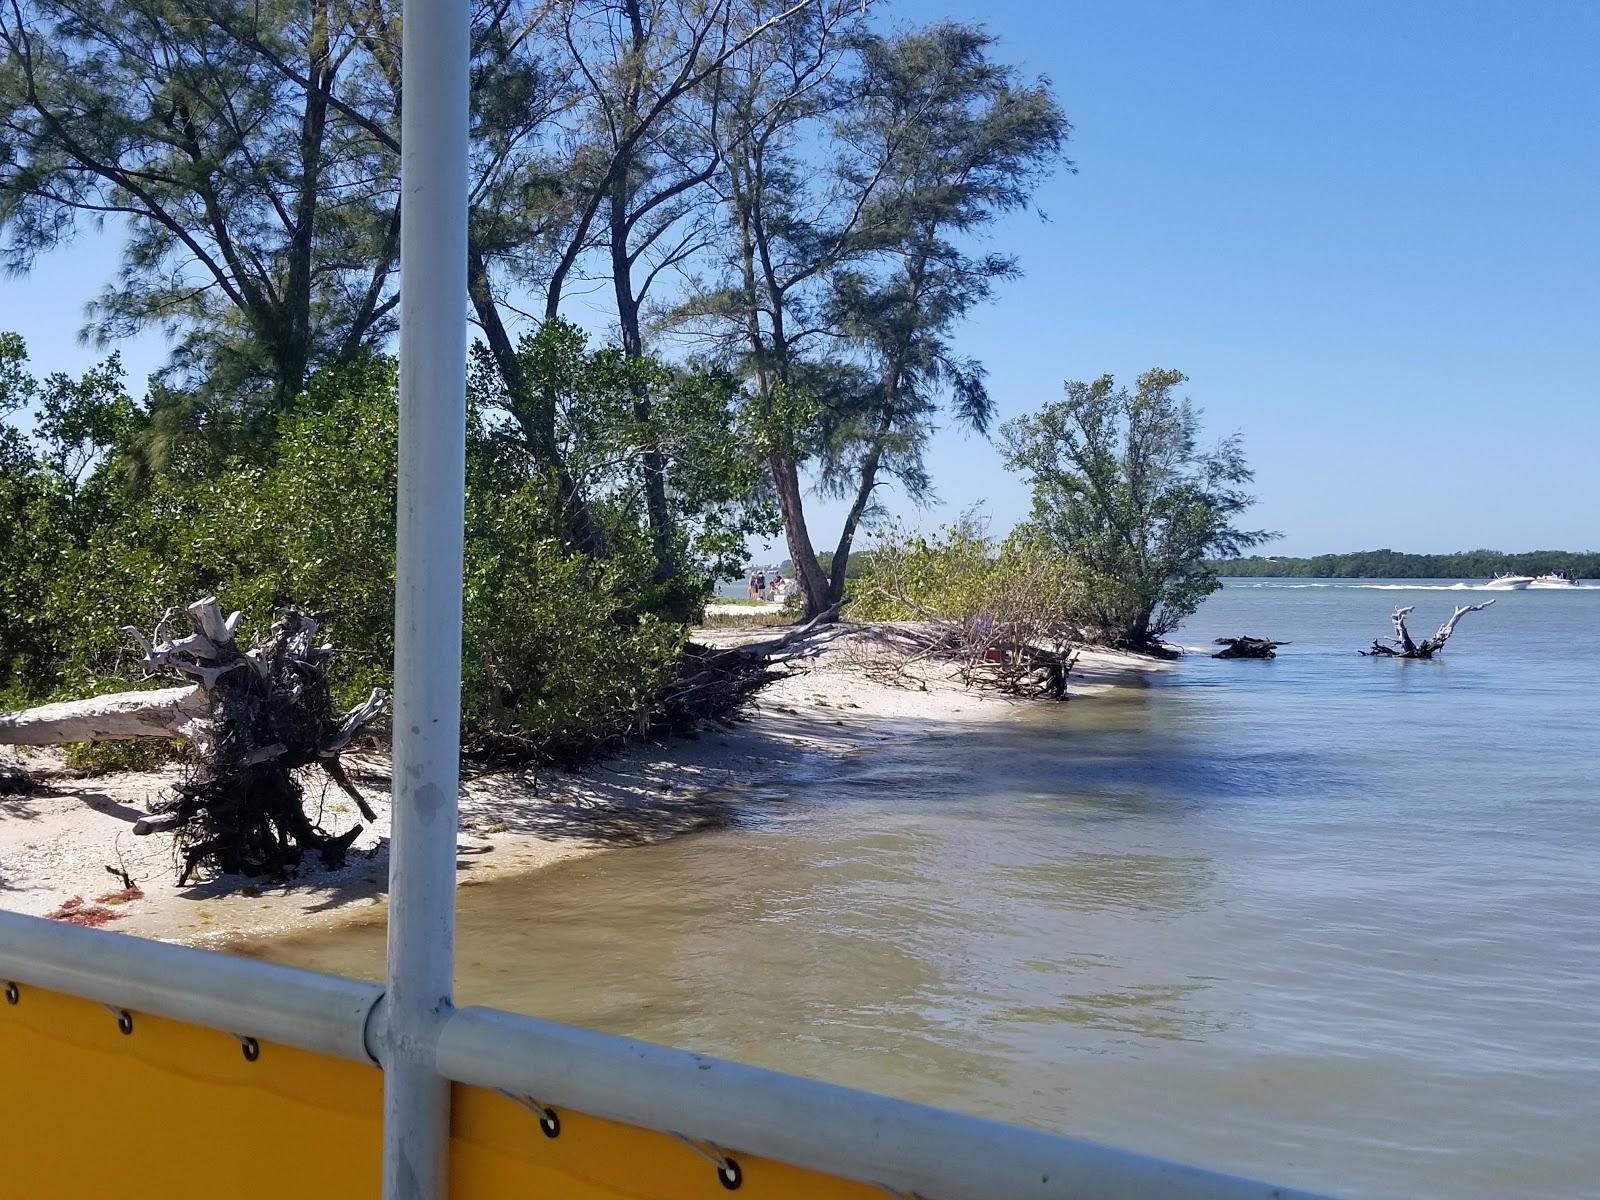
[0,686,207,744]
[732,601,844,657]
[1361,601,1494,658]
[857,621,1078,700]
[1213,636,1287,659]
[0,597,386,881]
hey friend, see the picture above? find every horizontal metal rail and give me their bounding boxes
[437,1005,1329,1200]
[0,910,380,1062]
[0,911,1332,1199]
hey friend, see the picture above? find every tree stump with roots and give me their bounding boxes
[1213,636,1287,659]
[0,597,386,883]
[1361,601,1494,659]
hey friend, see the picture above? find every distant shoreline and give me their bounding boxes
[1214,550,1600,579]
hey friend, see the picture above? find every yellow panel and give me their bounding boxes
[0,984,383,1199]
[0,985,883,1200]
[450,1084,884,1200]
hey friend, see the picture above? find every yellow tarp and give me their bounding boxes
[0,985,881,1199]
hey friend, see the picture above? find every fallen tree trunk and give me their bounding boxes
[0,597,386,882]
[0,686,206,744]
[732,602,845,657]
[1362,600,1494,658]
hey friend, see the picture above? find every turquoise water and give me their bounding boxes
[256,580,1600,1198]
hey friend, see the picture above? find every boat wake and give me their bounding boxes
[1230,582,1539,591]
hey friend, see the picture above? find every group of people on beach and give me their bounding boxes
[747,569,789,602]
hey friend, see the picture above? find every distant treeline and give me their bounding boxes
[1214,550,1600,579]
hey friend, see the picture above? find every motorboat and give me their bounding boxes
[1484,573,1534,590]
[1529,571,1580,588]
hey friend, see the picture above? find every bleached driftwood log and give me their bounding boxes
[1362,600,1494,658]
[0,597,387,881]
[0,686,207,745]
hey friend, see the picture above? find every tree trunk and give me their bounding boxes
[829,429,888,602]
[278,0,333,411]
[468,240,603,557]
[770,451,831,618]
[610,199,674,579]
[0,686,206,745]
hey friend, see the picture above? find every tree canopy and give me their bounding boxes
[0,0,1089,752]
[1000,369,1269,648]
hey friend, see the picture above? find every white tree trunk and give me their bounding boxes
[0,686,208,746]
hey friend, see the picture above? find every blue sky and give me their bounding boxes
[2,1,1596,556]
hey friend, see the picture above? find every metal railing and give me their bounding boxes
[0,909,1332,1199]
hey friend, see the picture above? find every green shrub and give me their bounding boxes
[0,336,721,759]
[62,739,184,775]
[999,369,1268,648]
[852,516,1080,629]
[463,480,685,750]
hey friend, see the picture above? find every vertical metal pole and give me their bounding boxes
[383,0,468,1187]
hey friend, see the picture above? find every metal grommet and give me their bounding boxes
[107,1006,133,1035]
[500,1091,561,1140]
[674,1134,742,1190]
[236,1035,260,1062]
[3,981,17,1005]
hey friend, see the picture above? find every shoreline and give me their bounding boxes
[0,630,1168,946]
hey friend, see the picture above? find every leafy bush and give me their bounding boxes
[0,333,751,759]
[851,517,998,622]
[854,517,1079,630]
[853,516,1082,695]
[61,739,183,774]
[462,479,686,753]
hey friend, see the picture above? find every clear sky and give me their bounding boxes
[2,1,1596,556]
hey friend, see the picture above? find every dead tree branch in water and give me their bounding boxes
[1361,601,1495,658]
[1213,637,1287,659]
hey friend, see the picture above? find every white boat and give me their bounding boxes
[1484,573,1534,590]
[1529,571,1580,588]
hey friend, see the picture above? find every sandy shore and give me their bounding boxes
[0,629,1166,945]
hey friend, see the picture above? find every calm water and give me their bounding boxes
[251,580,1600,1198]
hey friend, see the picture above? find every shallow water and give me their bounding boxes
[250,580,1600,1198]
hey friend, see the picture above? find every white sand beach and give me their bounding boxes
[0,629,1165,945]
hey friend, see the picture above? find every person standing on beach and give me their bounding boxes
[754,569,768,599]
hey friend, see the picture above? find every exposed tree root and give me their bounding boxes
[469,638,788,768]
[0,597,387,882]
[1361,601,1494,659]
[1213,636,1287,659]
[853,622,1078,699]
